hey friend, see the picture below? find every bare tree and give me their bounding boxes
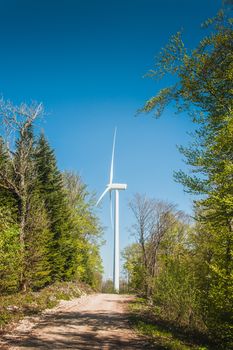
[129,193,178,296]
[0,99,43,290]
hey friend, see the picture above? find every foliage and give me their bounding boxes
[24,192,52,290]
[35,135,76,282]
[62,171,103,290]
[0,281,92,331]
[129,298,213,350]
[0,208,21,294]
[124,196,203,330]
[127,194,188,298]
[138,6,233,347]
[122,243,145,293]
[101,279,114,293]
[0,99,103,296]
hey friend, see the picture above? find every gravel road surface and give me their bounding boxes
[1,293,154,350]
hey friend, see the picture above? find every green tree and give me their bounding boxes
[141,8,233,345]
[122,243,145,293]
[0,100,44,291]
[102,279,114,293]
[35,135,76,281]
[0,99,103,294]
[123,197,203,328]
[0,206,21,294]
[24,192,52,290]
[152,217,202,330]
[62,171,103,289]
[128,194,180,296]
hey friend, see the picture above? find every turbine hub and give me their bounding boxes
[108,183,127,190]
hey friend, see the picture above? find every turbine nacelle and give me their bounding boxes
[108,183,127,191]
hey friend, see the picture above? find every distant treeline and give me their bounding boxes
[0,100,103,294]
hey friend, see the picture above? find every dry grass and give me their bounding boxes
[0,281,92,332]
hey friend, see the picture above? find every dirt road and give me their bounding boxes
[1,294,154,350]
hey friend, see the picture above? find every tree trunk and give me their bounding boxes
[19,196,28,292]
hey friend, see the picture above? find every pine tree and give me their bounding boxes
[0,101,56,291]
[24,191,53,290]
[35,135,76,281]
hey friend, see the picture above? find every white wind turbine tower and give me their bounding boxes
[96,128,127,293]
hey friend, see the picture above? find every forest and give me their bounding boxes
[0,100,103,296]
[123,8,233,349]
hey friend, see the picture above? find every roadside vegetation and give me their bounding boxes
[124,6,233,350]
[0,99,103,330]
[0,281,92,331]
[129,298,215,350]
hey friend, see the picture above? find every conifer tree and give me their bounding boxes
[24,191,52,290]
[0,101,44,291]
[35,135,76,281]
[0,99,103,293]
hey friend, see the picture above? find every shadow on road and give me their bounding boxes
[3,306,157,349]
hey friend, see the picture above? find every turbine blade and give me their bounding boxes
[96,187,110,207]
[110,191,113,229]
[109,127,117,185]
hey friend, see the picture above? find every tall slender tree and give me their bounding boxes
[35,134,76,281]
[62,171,103,289]
[0,100,43,290]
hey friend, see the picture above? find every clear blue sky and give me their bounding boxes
[0,0,222,278]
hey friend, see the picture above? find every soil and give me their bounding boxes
[0,293,154,350]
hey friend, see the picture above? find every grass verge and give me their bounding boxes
[128,298,217,350]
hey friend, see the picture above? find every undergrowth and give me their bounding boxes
[0,281,92,331]
[128,298,218,350]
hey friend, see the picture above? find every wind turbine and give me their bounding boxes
[96,128,127,293]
